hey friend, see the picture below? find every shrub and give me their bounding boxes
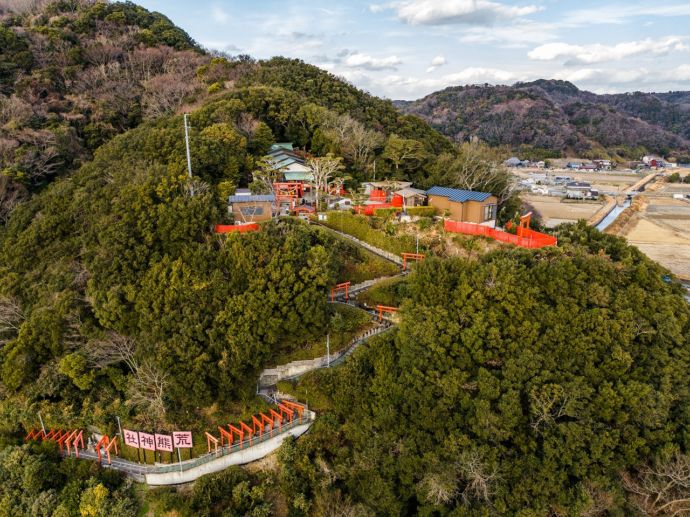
[407,206,437,217]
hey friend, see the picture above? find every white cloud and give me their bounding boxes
[386,0,543,26]
[564,3,690,26]
[211,5,229,24]
[529,37,688,64]
[459,22,557,46]
[369,4,386,13]
[344,52,402,70]
[376,67,518,97]
[426,55,447,72]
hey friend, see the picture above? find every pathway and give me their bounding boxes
[59,411,315,486]
[38,223,405,485]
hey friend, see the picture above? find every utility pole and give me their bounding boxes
[326,333,330,367]
[184,113,194,196]
[116,415,123,439]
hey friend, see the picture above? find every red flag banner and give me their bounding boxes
[139,432,156,451]
[172,431,193,448]
[123,429,140,448]
[155,433,173,452]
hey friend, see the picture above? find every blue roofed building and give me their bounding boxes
[228,189,275,222]
[426,186,498,226]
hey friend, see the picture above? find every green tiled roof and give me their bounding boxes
[284,171,313,181]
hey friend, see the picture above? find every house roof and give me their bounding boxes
[270,143,294,152]
[426,186,493,203]
[363,181,413,190]
[228,194,275,203]
[284,171,313,181]
[395,187,427,198]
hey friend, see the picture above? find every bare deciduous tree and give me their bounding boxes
[128,360,168,424]
[457,451,500,504]
[581,483,615,517]
[236,112,259,136]
[529,383,572,432]
[251,156,284,195]
[0,295,24,348]
[86,332,138,370]
[622,454,690,516]
[142,73,200,118]
[448,142,515,203]
[86,332,168,424]
[307,154,344,209]
[420,470,459,505]
[0,174,24,224]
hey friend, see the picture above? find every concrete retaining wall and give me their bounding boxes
[144,421,313,486]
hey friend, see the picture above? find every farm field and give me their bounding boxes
[514,168,643,194]
[522,194,607,227]
[617,180,690,279]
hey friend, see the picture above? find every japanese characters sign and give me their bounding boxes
[155,433,173,452]
[123,429,139,448]
[172,431,193,448]
[138,432,156,451]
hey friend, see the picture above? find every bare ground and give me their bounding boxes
[610,181,690,279]
[522,194,606,227]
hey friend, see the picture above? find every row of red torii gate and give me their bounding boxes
[24,400,308,466]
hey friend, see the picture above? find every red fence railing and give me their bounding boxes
[444,220,557,248]
[214,223,260,234]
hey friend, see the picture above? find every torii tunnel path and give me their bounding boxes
[59,410,315,486]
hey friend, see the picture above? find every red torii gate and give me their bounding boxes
[330,281,351,302]
[25,428,46,441]
[274,182,304,212]
[281,400,306,423]
[95,435,119,464]
[401,252,425,270]
[376,305,399,322]
[517,212,532,237]
[205,432,220,456]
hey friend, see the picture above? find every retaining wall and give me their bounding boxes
[144,421,312,485]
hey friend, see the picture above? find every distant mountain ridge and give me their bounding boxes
[395,80,690,160]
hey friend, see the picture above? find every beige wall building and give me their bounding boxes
[228,192,275,223]
[427,187,497,225]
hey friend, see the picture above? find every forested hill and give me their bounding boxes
[0,0,205,220]
[395,79,690,160]
[0,1,498,439]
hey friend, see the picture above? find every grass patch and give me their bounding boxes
[277,372,333,411]
[339,245,399,284]
[320,211,419,255]
[271,304,374,364]
[356,276,410,308]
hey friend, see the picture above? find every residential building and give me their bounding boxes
[268,143,314,182]
[565,181,599,200]
[228,190,275,222]
[361,180,412,195]
[426,186,498,226]
[394,187,427,207]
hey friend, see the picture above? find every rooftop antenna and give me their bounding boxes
[184,113,194,196]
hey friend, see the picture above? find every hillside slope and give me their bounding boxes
[396,80,690,160]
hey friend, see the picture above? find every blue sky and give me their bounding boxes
[135,0,690,99]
